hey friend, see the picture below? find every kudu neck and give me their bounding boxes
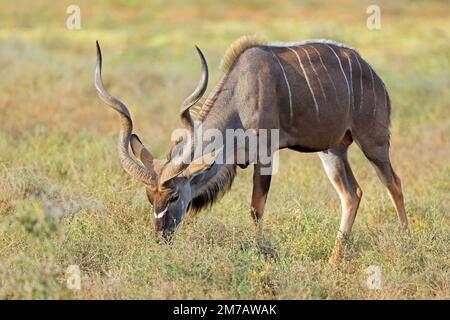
[199,92,242,138]
[188,83,240,207]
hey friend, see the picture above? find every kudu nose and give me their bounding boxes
[154,219,174,244]
[155,229,174,245]
[162,230,174,244]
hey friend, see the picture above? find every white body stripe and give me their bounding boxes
[154,206,168,219]
[346,54,354,110]
[300,47,327,103]
[368,65,377,116]
[357,54,387,117]
[324,44,351,110]
[354,53,364,111]
[271,50,293,119]
[270,40,387,120]
[308,45,339,105]
[382,82,387,112]
[287,47,320,117]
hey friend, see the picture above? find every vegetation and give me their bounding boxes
[0,0,449,299]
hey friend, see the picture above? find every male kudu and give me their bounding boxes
[95,36,408,263]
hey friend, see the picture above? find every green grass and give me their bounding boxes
[0,0,449,299]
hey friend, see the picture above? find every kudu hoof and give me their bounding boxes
[328,232,346,265]
[328,251,343,265]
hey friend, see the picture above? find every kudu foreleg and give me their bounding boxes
[250,163,272,231]
[319,146,363,264]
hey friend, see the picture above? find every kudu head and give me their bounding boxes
[94,41,221,240]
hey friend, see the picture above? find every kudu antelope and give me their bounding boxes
[95,36,408,263]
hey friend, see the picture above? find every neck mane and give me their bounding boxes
[189,163,236,214]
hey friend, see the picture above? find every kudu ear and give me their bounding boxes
[182,147,223,179]
[130,134,154,169]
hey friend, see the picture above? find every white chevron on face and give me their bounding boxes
[154,205,168,219]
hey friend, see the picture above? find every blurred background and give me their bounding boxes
[1,1,448,146]
[0,0,448,299]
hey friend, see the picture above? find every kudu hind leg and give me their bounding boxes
[319,147,363,264]
[250,163,272,231]
[361,143,408,229]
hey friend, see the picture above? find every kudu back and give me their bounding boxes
[95,36,408,263]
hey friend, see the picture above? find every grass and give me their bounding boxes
[0,0,449,299]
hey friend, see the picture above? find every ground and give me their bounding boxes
[0,0,449,299]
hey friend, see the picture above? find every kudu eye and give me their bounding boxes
[169,193,179,203]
